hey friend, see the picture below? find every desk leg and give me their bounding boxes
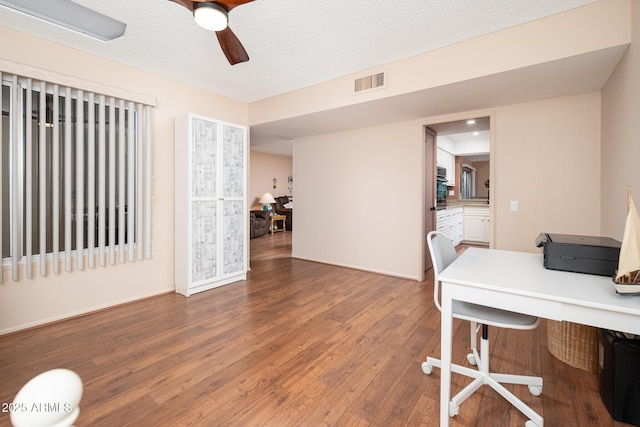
[440,290,453,427]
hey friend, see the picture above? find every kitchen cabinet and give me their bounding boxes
[436,207,463,246]
[463,206,490,244]
[437,147,456,186]
[454,210,464,245]
[174,113,248,297]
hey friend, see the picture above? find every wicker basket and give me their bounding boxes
[547,320,599,373]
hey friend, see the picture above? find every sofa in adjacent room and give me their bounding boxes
[250,210,270,238]
[273,196,292,231]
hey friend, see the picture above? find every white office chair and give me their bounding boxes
[423,231,543,427]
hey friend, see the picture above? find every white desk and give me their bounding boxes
[437,247,640,427]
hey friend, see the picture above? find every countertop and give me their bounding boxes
[441,199,490,209]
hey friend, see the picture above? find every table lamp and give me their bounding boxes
[259,192,276,214]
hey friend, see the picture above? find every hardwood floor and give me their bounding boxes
[0,232,630,426]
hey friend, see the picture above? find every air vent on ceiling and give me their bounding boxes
[354,72,385,93]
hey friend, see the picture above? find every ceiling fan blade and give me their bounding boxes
[216,27,249,65]
[191,0,254,12]
[169,0,194,12]
[208,0,254,11]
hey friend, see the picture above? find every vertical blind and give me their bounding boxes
[1,70,154,282]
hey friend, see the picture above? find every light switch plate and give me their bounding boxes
[510,201,519,212]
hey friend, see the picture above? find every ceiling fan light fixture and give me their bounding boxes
[194,2,228,32]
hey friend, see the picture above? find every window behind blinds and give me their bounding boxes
[0,71,154,281]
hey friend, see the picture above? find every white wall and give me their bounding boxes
[453,138,491,156]
[248,151,293,210]
[293,120,425,279]
[293,93,603,280]
[493,92,602,252]
[601,1,640,240]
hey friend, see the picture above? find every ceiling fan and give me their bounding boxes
[170,0,255,65]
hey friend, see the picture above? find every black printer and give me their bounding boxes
[535,233,621,277]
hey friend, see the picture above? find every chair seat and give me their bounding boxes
[454,300,538,329]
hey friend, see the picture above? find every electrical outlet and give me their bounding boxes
[510,201,519,212]
[449,190,454,196]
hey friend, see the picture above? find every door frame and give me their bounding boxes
[423,126,437,276]
[421,110,495,279]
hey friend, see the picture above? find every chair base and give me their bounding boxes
[422,336,544,427]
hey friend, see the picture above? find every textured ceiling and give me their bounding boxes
[0,0,599,103]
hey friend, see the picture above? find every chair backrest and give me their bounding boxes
[427,231,458,311]
[11,369,83,427]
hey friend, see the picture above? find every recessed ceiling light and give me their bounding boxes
[466,119,476,125]
[473,131,479,136]
[0,0,126,42]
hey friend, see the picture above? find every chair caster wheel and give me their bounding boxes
[448,402,459,417]
[466,353,477,366]
[421,362,433,375]
[528,384,542,396]
[525,420,539,427]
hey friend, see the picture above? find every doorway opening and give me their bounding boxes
[423,115,492,276]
